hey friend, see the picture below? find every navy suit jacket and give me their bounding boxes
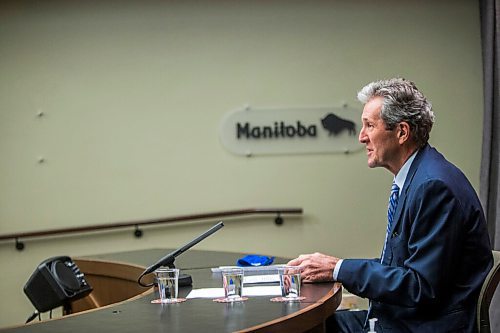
[337,144,492,333]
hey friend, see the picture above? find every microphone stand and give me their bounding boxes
[137,221,224,287]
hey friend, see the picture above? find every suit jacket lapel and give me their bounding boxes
[389,144,429,235]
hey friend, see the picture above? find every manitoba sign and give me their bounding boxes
[219,106,363,156]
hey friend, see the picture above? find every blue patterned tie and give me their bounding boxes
[381,182,399,263]
[365,182,400,328]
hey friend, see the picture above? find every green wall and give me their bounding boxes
[0,0,483,328]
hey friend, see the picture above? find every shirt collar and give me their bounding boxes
[394,150,418,195]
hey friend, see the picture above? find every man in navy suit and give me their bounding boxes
[288,78,492,332]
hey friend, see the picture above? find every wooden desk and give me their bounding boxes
[2,249,341,333]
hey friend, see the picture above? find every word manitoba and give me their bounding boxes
[236,121,317,139]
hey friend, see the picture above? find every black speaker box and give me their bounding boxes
[23,256,92,313]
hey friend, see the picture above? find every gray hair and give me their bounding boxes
[357,78,435,147]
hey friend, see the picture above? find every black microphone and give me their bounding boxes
[138,221,224,287]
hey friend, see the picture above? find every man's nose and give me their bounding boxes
[359,128,367,143]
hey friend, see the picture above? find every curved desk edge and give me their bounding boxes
[238,283,342,333]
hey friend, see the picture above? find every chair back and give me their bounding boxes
[478,250,500,333]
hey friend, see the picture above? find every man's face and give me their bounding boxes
[358,97,401,174]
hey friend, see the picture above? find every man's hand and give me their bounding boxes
[287,252,340,283]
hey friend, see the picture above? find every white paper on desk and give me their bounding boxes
[243,274,280,284]
[244,286,281,296]
[186,288,224,299]
[211,265,285,273]
[186,286,282,299]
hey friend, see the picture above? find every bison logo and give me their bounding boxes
[321,113,356,136]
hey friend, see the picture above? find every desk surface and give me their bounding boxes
[3,249,341,333]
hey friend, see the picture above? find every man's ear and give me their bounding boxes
[398,122,411,143]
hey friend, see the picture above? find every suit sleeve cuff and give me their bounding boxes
[333,259,343,281]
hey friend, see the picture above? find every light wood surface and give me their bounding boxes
[71,258,154,312]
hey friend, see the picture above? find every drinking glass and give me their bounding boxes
[271,266,305,302]
[152,267,186,304]
[214,268,247,303]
